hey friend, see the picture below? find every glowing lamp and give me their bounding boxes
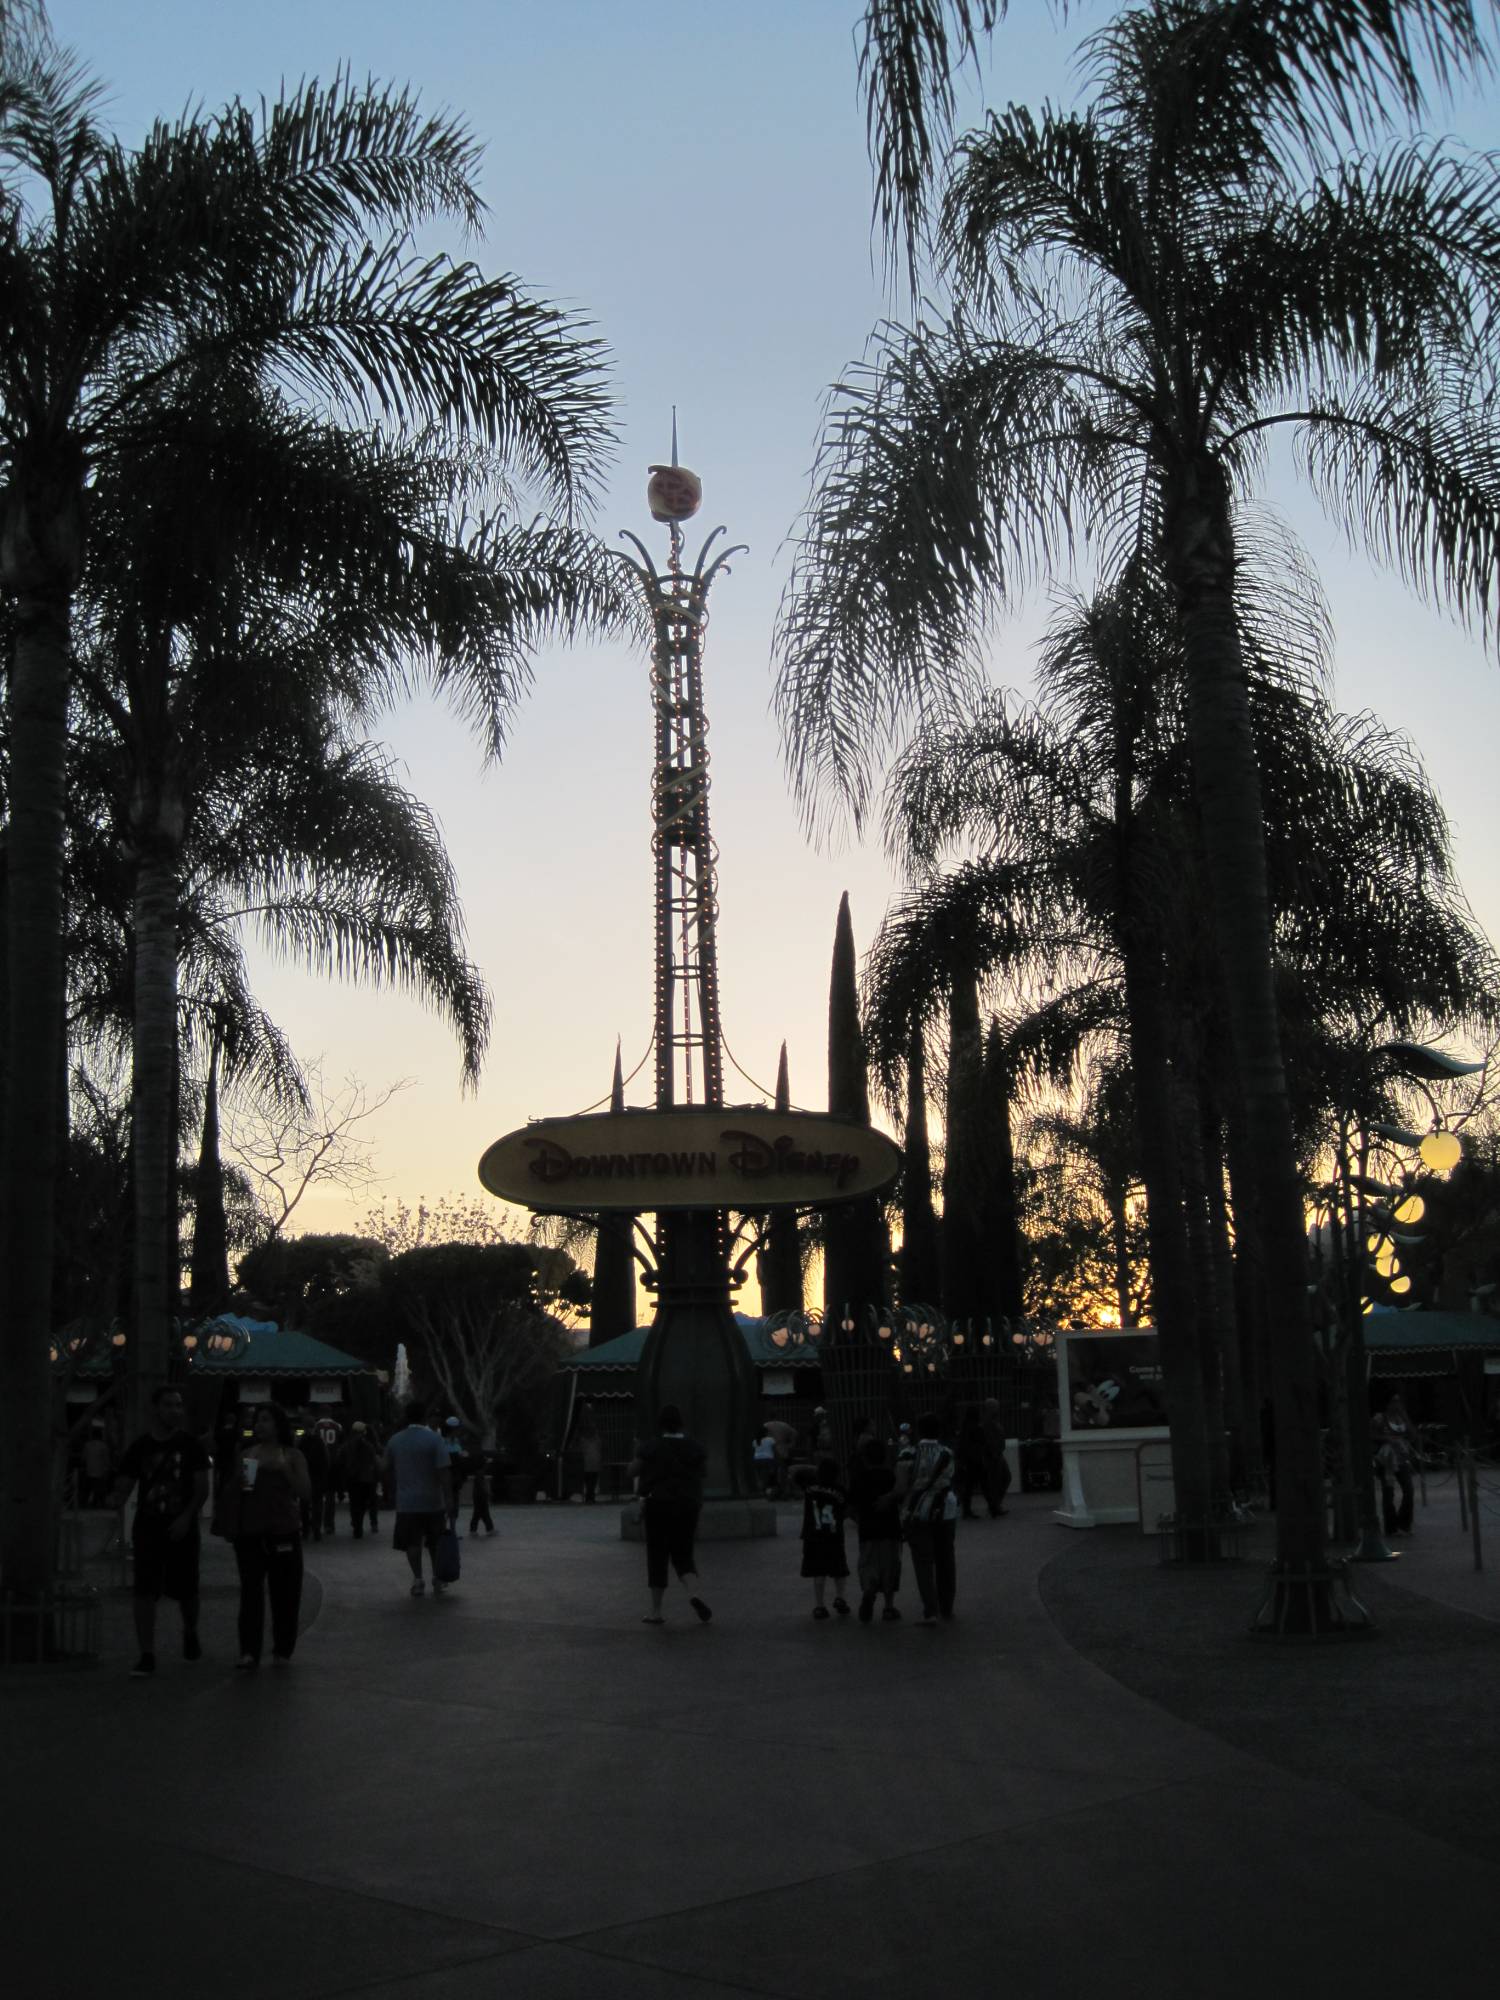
[1389,1275,1412,1295]
[1393,1194,1425,1225]
[1419,1130,1461,1174]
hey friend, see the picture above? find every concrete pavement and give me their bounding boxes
[2,1487,1496,1998]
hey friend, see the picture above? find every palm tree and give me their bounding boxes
[75,372,627,1437]
[779,0,1500,1622]
[0,52,615,1595]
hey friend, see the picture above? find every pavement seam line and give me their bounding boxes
[524,1936,802,2000]
[141,1833,550,1950]
[556,1771,1208,1950]
[306,1941,543,2000]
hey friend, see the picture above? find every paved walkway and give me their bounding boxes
[4,1485,1497,1999]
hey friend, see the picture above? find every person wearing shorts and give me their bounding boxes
[383,1401,453,1597]
[629,1405,711,1626]
[112,1386,210,1677]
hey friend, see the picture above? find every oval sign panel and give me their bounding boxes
[479,1106,901,1212]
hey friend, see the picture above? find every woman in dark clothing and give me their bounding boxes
[222,1404,312,1668]
[629,1405,711,1626]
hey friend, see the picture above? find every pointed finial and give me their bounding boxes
[775,1042,790,1113]
[610,1036,625,1113]
[671,405,679,468]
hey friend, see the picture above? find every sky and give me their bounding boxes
[49,0,1500,1243]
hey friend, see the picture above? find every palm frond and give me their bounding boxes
[1295,375,1500,634]
[774,315,1123,832]
[858,0,1007,278]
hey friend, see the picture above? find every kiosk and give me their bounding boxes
[1054,1328,1173,1529]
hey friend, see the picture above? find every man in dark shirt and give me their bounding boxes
[111,1385,211,1677]
[629,1406,711,1626]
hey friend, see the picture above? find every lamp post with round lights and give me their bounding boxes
[1313,1041,1483,1562]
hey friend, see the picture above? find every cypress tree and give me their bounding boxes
[941,968,986,1322]
[758,1042,803,1314]
[188,1027,230,1318]
[823,893,887,1323]
[587,1040,636,1345]
[899,1023,941,1306]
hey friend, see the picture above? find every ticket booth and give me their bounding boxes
[1054,1328,1173,1529]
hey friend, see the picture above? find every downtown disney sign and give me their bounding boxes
[480,1107,900,1214]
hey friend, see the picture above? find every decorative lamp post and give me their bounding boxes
[1319,1039,1481,1563]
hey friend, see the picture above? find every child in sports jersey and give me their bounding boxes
[800,1456,851,1619]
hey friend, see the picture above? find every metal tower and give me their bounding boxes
[617,438,743,1111]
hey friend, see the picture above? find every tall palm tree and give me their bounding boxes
[75,374,625,1439]
[863,544,1498,1532]
[779,0,1500,1621]
[0,53,615,1594]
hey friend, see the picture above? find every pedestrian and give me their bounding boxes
[629,1404,711,1626]
[81,1426,112,1508]
[850,1411,880,1460]
[297,1417,330,1542]
[897,1413,959,1623]
[812,1406,834,1453]
[442,1417,467,1525]
[800,1455,851,1619]
[752,1426,779,1496]
[469,1450,495,1535]
[761,1415,795,1497]
[315,1412,343,1534]
[112,1386,211,1676]
[219,1404,312,1670]
[979,1397,1012,1517]
[343,1421,382,1539]
[384,1402,454,1596]
[955,1408,985,1519]
[848,1435,902,1622]
[1372,1394,1417,1535]
[575,1402,604,1503]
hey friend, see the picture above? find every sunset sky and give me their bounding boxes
[54,0,1500,1243]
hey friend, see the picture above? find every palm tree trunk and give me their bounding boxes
[982,1021,1025,1320]
[1109,1196,1133,1328]
[1164,465,1329,1612]
[1113,735,1212,1534]
[0,588,72,1601]
[941,970,987,1322]
[1224,1093,1269,1491]
[1119,938,1214,1534]
[1175,1074,1230,1509]
[130,845,181,1437]
[1200,1090,1249,1493]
